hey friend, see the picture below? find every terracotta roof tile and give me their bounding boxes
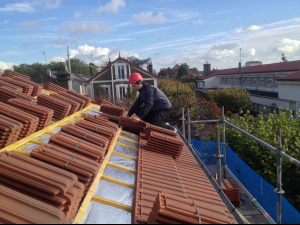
[277,70,300,81]
[198,60,300,80]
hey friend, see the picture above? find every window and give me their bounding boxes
[241,78,245,85]
[227,78,231,84]
[119,86,126,100]
[252,77,257,86]
[219,78,222,84]
[198,81,204,88]
[266,77,273,87]
[117,66,125,79]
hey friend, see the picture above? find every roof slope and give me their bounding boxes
[277,70,300,81]
[88,56,158,82]
[198,60,300,80]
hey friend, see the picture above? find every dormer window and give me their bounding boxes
[118,66,125,79]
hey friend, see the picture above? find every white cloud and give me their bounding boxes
[44,0,61,9]
[246,48,256,56]
[98,0,125,14]
[59,21,111,36]
[74,11,83,18]
[0,3,34,13]
[193,20,202,25]
[52,44,139,66]
[15,20,41,31]
[134,12,167,25]
[235,25,263,33]
[51,56,65,62]
[272,38,300,53]
[1,20,9,25]
[0,61,15,71]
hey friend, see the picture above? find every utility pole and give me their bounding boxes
[67,46,71,73]
[40,51,47,68]
[240,48,242,89]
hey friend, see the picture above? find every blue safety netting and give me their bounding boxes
[190,139,300,224]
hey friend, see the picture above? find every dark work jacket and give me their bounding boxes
[128,83,172,119]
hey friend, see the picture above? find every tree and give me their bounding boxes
[69,58,98,76]
[158,69,169,77]
[281,53,288,62]
[39,75,44,84]
[167,67,173,78]
[177,63,189,79]
[126,56,152,68]
[153,69,157,75]
[13,63,44,78]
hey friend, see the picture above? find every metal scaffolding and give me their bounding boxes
[182,106,300,224]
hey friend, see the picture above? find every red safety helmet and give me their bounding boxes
[129,73,143,84]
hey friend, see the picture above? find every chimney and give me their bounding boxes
[147,61,153,74]
[109,58,111,64]
[89,63,94,77]
[203,60,211,76]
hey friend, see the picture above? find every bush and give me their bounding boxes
[203,88,253,114]
[179,76,201,84]
[224,109,300,211]
[158,79,195,97]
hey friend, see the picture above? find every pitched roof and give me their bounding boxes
[88,56,159,82]
[198,60,300,80]
[276,70,300,81]
[172,64,180,70]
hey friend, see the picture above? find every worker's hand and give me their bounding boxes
[132,117,140,123]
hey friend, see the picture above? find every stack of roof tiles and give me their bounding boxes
[37,94,72,119]
[0,184,66,224]
[2,70,30,80]
[49,93,81,115]
[0,102,39,140]
[0,151,85,223]
[43,82,68,93]
[67,90,91,108]
[0,115,23,149]
[134,131,238,224]
[75,119,117,151]
[148,192,233,224]
[82,114,119,132]
[0,86,37,103]
[145,124,177,140]
[48,132,106,164]
[100,104,126,121]
[8,98,54,131]
[61,124,109,150]
[59,91,87,111]
[31,144,100,195]
[146,131,183,158]
[0,77,34,96]
[96,98,115,106]
[11,76,43,96]
[0,80,23,92]
[222,179,240,202]
[119,116,148,131]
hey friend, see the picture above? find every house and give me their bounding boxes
[31,69,58,85]
[88,54,158,101]
[196,60,300,115]
[71,74,93,98]
[158,69,170,78]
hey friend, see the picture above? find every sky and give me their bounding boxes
[0,0,300,72]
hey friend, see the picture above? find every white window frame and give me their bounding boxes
[241,78,245,85]
[227,78,231,85]
[116,84,129,100]
[114,63,128,80]
[266,77,273,87]
[252,77,257,86]
[219,78,222,84]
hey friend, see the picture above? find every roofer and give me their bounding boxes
[127,72,176,132]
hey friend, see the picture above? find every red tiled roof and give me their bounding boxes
[198,60,300,80]
[172,64,180,70]
[88,56,159,82]
[277,70,300,81]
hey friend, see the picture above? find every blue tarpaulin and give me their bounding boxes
[190,139,300,224]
